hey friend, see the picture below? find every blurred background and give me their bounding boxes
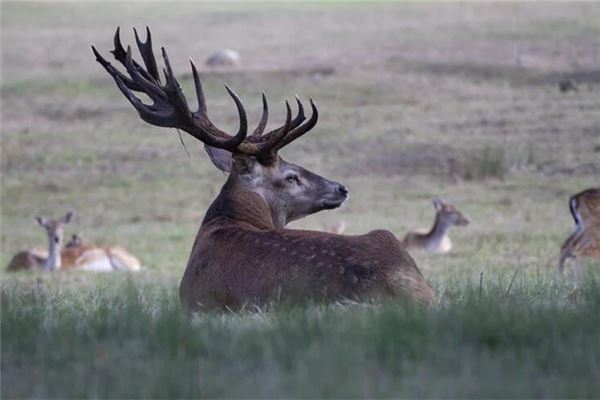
[2,2,599,279]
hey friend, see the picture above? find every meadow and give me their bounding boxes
[2,2,600,398]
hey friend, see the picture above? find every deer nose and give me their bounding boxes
[337,184,349,197]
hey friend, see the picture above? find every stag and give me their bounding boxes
[92,28,434,311]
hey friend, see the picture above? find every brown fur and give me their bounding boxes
[559,188,600,273]
[6,249,47,271]
[180,186,435,312]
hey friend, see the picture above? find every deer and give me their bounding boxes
[559,188,600,275]
[6,212,142,272]
[324,220,347,235]
[92,27,435,311]
[402,198,470,254]
[6,212,74,272]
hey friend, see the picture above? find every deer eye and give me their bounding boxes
[285,173,300,184]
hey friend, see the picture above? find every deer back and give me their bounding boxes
[181,216,434,311]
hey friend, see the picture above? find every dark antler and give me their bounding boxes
[92,27,319,162]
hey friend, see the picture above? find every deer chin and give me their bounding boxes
[316,197,347,211]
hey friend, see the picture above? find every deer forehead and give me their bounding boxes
[45,221,64,231]
[441,204,459,213]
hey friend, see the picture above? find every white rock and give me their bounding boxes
[206,49,240,67]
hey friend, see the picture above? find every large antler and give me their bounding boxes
[92,27,319,163]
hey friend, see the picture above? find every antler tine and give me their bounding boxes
[111,27,157,85]
[92,46,167,126]
[223,84,249,147]
[162,47,248,149]
[92,45,144,92]
[134,27,160,82]
[125,46,166,100]
[260,96,305,141]
[189,58,207,115]
[256,100,292,162]
[273,98,318,150]
[251,93,269,137]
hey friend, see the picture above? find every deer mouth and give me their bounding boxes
[318,197,347,210]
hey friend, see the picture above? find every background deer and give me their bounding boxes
[324,221,347,235]
[559,188,600,274]
[6,212,141,272]
[402,198,470,254]
[93,28,435,311]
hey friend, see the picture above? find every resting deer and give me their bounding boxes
[6,212,141,272]
[6,212,74,272]
[92,28,434,311]
[559,188,600,274]
[324,220,347,235]
[402,198,470,254]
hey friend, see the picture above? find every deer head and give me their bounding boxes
[432,198,470,227]
[35,211,73,271]
[92,28,348,228]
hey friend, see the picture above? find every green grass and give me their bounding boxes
[3,273,600,398]
[2,1,600,398]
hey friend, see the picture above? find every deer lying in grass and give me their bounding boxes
[92,27,435,311]
[324,221,347,235]
[559,188,600,274]
[402,198,470,254]
[6,212,141,272]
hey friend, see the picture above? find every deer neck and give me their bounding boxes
[43,237,61,271]
[425,214,451,247]
[203,183,277,230]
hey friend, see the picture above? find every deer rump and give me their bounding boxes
[181,221,434,310]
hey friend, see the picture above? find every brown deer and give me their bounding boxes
[92,28,435,311]
[402,198,470,254]
[6,212,141,272]
[559,188,600,274]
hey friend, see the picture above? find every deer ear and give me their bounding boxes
[35,217,47,227]
[432,198,443,211]
[204,145,231,173]
[231,154,259,177]
[61,211,74,224]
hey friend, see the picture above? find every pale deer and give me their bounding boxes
[559,188,600,274]
[206,49,240,67]
[92,28,435,311]
[7,211,74,272]
[402,198,470,254]
[324,220,347,235]
[6,212,141,272]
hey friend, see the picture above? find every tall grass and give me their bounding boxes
[2,274,600,398]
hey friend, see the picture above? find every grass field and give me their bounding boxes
[2,2,600,398]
